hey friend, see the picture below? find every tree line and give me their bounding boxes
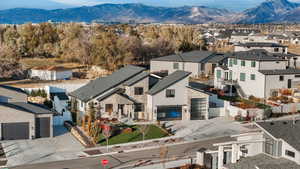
[0,23,206,71]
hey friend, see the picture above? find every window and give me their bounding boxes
[216,70,222,79]
[279,75,284,81]
[229,71,233,80]
[251,74,256,80]
[134,103,144,112]
[285,150,295,158]
[229,59,233,67]
[166,89,175,98]
[251,61,256,68]
[241,60,246,67]
[105,104,113,113]
[295,75,300,78]
[274,48,279,52]
[173,63,179,69]
[134,87,144,95]
[233,58,237,65]
[240,73,246,82]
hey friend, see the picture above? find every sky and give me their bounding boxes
[1,0,300,11]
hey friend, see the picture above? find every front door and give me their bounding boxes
[118,104,124,115]
[288,79,292,88]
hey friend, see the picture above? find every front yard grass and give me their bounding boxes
[97,124,168,146]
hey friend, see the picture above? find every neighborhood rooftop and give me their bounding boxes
[148,70,191,95]
[225,153,300,169]
[257,120,300,151]
[236,42,287,48]
[227,49,287,61]
[69,65,146,102]
[123,71,149,86]
[151,50,222,63]
[259,68,300,75]
[0,102,53,115]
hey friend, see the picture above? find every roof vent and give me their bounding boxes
[270,122,274,125]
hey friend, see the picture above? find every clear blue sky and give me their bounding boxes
[1,0,299,11]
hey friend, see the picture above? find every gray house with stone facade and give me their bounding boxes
[70,65,213,122]
[0,85,53,140]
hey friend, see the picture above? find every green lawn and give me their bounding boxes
[97,124,168,146]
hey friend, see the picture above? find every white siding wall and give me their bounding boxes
[150,60,201,76]
[259,61,287,70]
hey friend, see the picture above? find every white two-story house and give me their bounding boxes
[234,42,288,54]
[214,49,300,99]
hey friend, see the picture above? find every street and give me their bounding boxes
[11,136,234,169]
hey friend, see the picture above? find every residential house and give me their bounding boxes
[211,120,300,169]
[150,51,227,77]
[69,65,149,121]
[234,42,288,54]
[0,85,53,140]
[30,66,72,80]
[214,49,300,99]
[147,70,210,121]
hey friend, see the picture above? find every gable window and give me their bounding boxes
[166,89,175,98]
[241,60,246,67]
[233,58,237,65]
[279,75,284,81]
[229,59,233,67]
[173,63,179,69]
[251,61,256,68]
[251,74,256,80]
[134,87,144,95]
[240,73,246,82]
[216,70,222,79]
[285,150,295,158]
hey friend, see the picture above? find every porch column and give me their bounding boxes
[231,143,238,163]
[218,146,224,169]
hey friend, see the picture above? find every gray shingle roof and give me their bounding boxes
[225,153,300,169]
[69,65,145,102]
[0,85,27,94]
[227,49,287,61]
[123,72,149,86]
[148,70,191,95]
[53,93,69,100]
[0,102,53,115]
[259,68,300,75]
[97,88,139,104]
[151,50,219,63]
[237,42,286,48]
[257,120,300,151]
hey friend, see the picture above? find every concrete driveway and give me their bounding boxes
[1,126,85,167]
[165,117,251,141]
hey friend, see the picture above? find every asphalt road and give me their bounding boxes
[11,137,233,169]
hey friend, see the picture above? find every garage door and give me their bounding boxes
[191,98,207,120]
[157,106,182,121]
[1,122,29,140]
[35,117,50,138]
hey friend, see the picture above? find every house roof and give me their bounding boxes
[97,88,139,104]
[123,72,149,86]
[227,49,287,61]
[257,120,300,151]
[202,53,228,63]
[53,93,69,100]
[151,50,221,63]
[0,85,27,94]
[225,153,300,169]
[69,65,146,102]
[0,102,54,115]
[259,68,300,75]
[148,70,191,95]
[236,42,287,48]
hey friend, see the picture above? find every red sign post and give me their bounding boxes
[101,159,109,169]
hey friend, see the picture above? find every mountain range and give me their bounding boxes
[0,0,300,24]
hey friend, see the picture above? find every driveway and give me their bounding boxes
[165,117,252,141]
[1,126,85,167]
